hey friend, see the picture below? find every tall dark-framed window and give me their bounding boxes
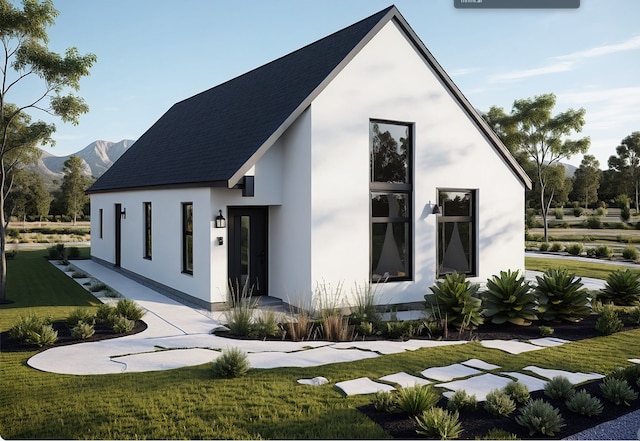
[99,209,103,239]
[182,202,193,274]
[437,189,477,276]
[370,119,413,282]
[143,202,152,259]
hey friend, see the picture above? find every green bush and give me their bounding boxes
[372,391,397,413]
[622,246,639,261]
[395,385,440,417]
[115,298,146,321]
[587,245,613,258]
[95,303,116,325]
[573,207,584,217]
[446,389,477,412]
[515,399,565,436]
[67,247,80,259]
[414,407,462,440]
[253,310,282,339]
[503,381,530,404]
[90,282,108,292]
[565,243,584,256]
[112,315,135,334]
[211,347,250,378]
[585,216,602,229]
[600,269,640,306]
[484,389,516,417]
[550,242,563,252]
[539,242,550,251]
[621,206,631,222]
[9,314,58,347]
[544,376,575,400]
[66,308,95,328]
[565,389,603,416]
[425,271,483,330]
[71,321,95,340]
[483,270,537,326]
[539,325,554,337]
[479,428,518,440]
[600,377,638,406]
[534,269,591,322]
[606,364,640,386]
[595,305,624,335]
[554,208,564,220]
[630,306,640,325]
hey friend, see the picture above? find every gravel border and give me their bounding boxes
[564,409,640,440]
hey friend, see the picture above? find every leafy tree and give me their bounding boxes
[0,0,96,301]
[572,155,602,209]
[60,155,91,224]
[486,94,589,241]
[29,169,50,221]
[4,168,50,222]
[608,132,640,213]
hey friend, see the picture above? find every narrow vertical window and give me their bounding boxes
[99,209,103,239]
[144,202,152,259]
[437,189,477,276]
[370,120,413,282]
[182,202,193,274]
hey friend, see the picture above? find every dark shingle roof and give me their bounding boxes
[88,5,531,193]
[88,6,395,193]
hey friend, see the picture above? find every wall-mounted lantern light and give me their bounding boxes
[432,204,441,215]
[215,210,226,228]
[120,208,127,219]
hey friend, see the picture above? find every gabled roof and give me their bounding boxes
[88,5,531,194]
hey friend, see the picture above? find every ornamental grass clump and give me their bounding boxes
[483,389,516,417]
[483,270,537,326]
[372,391,397,413]
[252,310,282,339]
[600,377,638,406]
[395,385,440,417]
[414,407,463,440]
[600,269,640,306]
[211,347,250,379]
[71,321,95,340]
[565,389,603,417]
[544,376,575,400]
[595,304,624,335]
[446,389,477,412]
[115,298,146,321]
[503,381,530,404]
[534,269,591,322]
[515,399,565,437]
[425,271,483,330]
[9,313,58,347]
[95,303,116,325]
[111,315,135,334]
[66,308,95,328]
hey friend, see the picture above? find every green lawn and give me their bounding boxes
[525,255,640,280]
[2,251,640,439]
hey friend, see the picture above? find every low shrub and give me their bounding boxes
[253,310,282,339]
[587,245,613,258]
[554,208,564,220]
[630,306,640,325]
[565,243,584,256]
[539,242,550,252]
[623,246,639,261]
[211,347,250,378]
[515,399,565,436]
[395,385,440,417]
[414,407,462,440]
[606,364,640,386]
[372,391,397,413]
[544,376,575,400]
[600,377,638,406]
[112,315,135,334]
[66,308,95,328]
[446,389,477,412]
[71,321,95,340]
[71,271,88,279]
[115,298,146,321]
[585,216,602,229]
[600,269,640,306]
[550,242,563,252]
[425,271,483,330]
[565,389,603,417]
[535,269,591,322]
[90,282,108,292]
[67,247,80,259]
[384,320,421,340]
[95,303,116,325]
[479,428,518,440]
[9,314,57,347]
[356,321,375,336]
[595,304,624,335]
[484,389,516,417]
[539,325,554,337]
[483,270,537,326]
[503,381,530,404]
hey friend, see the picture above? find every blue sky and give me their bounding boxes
[16,0,640,168]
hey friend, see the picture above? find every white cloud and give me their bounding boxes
[489,61,574,82]
[554,34,640,62]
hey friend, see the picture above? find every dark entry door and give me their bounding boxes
[228,207,268,297]
[114,203,122,267]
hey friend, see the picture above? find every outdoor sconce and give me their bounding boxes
[215,210,226,228]
[120,208,127,219]
[432,204,441,215]
[217,236,224,246]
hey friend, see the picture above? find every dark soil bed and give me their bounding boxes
[0,319,147,353]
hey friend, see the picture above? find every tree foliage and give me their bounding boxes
[572,155,601,209]
[608,132,640,213]
[60,155,91,224]
[0,0,96,300]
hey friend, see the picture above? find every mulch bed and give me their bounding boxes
[358,316,640,439]
[0,320,147,353]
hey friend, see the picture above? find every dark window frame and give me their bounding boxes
[437,188,478,277]
[182,202,193,275]
[143,202,152,260]
[99,208,103,239]
[369,119,414,283]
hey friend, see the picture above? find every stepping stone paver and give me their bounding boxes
[379,372,432,388]
[421,363,482,382]
[335,377,395,396]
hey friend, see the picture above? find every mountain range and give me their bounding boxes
[32,139,135,186]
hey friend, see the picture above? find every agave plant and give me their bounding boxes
[483,270,538,326]
[534,269,591,322]
[425,271,483,330]
[600,269,640,306]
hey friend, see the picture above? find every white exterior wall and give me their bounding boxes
[90,188,214,304]
[310,20,526,305]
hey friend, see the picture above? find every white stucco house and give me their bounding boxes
[87,6,532,311]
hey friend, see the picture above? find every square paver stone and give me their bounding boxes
[461,359,501,370]
[421,363,482,382]
[437,373,513,401]
[335,377,396,396]
[500,372,548,392]
[528,337,570,347]
[481,339,545,354]
[379,372,432,388]
[523,366,605,384]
